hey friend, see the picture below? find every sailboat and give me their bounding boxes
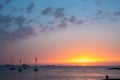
[18,59,22,72]
[34,57,38,72]
[9,59,16,70]
[22,60,27,69]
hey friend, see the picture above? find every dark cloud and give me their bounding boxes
[39,24,44,28]
[26,19,36,24]
[0,4,3,11]
[27,2,35,13]
[41,7,65,18]
[15,16,26,26]
[40,25,50,33]
[96,10,103,16]
[69,16,77,23]
[0,26,35,42]
[0,29,13,42]
[5,0,12,4]
[58,18,68,28]
[14,26,35,39]
[91,10,120,22]
[54,8,65,18]
[114,11,120,16]
[39,24,54,33]
[0,15,14,30]
[0,15,14,24]
[92,10,113,22]
[41,6,53,15]
[76,20,84,25]
[10,6,24,12]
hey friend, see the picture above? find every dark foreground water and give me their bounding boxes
[0,66,120,80]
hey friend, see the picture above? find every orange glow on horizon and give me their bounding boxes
[65,55,103,66]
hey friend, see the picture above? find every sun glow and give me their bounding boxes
[67,56,102,66]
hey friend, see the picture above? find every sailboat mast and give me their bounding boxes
[18,59,22,72]
[34,57,38,72]
[35,57,37,68]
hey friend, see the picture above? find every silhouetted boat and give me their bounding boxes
[18,59,22,72]
[34,57,38,72]
[103,75,120,80]
[9,65,16,70]
[22,64,28,69]
[108,67,120,70]
[22,60,28,69]
[9,59,16,71]
[103,79,120,80]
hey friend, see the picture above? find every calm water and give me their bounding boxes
[0,66,120,80]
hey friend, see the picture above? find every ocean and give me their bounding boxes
[0,66,120,80]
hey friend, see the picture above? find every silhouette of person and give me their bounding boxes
[106,75,109,79]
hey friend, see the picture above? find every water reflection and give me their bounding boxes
[18,72,21,80]
[34,71,38,80]
[1,66,120,80]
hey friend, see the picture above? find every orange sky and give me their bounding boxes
[0,0,120,66]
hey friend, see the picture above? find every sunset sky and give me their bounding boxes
[0,0,120,66]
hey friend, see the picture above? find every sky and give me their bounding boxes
[0,0,120,66]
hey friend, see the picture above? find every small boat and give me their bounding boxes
[18,59,22,72]
[9,65,16,70]
[103,75,120,80]
[34,57,38,72]
[22,60,28,69]
[9,59,16,71]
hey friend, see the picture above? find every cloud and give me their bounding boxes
[58,18,68,28]
[40,25,50,33]
[95,10,103,16]
[90,10,120,23]
[41,6,53,15]
[15,16,26,26]
[114,11,120,16]
[5,0,12,4]
[26,19,36,24]
[10,6,24,12]
[0,4,3,11]
[76,20,84,25]
[27,2,35,13]
[0,26,36,43]
[69,16,77,23]
[41,7,65,18]
[54,8,65,18]
[0,15,36,43]
[94,0,102,5]
[13,26,35,39]
[0,29,12,42]
[0,15,15,31]
[0,15,14,24]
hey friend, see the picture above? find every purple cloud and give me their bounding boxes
[76,20,84,25]
[69,16,77,23]
[14,26,35,39]
[58,18,68,28]
[114,11,120,16]
[0,15,14,24]
[54,8,65,18]
[15,16,26,26]
[41,6,53,15]
[0,26,36,43]
[27,2,35,13]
